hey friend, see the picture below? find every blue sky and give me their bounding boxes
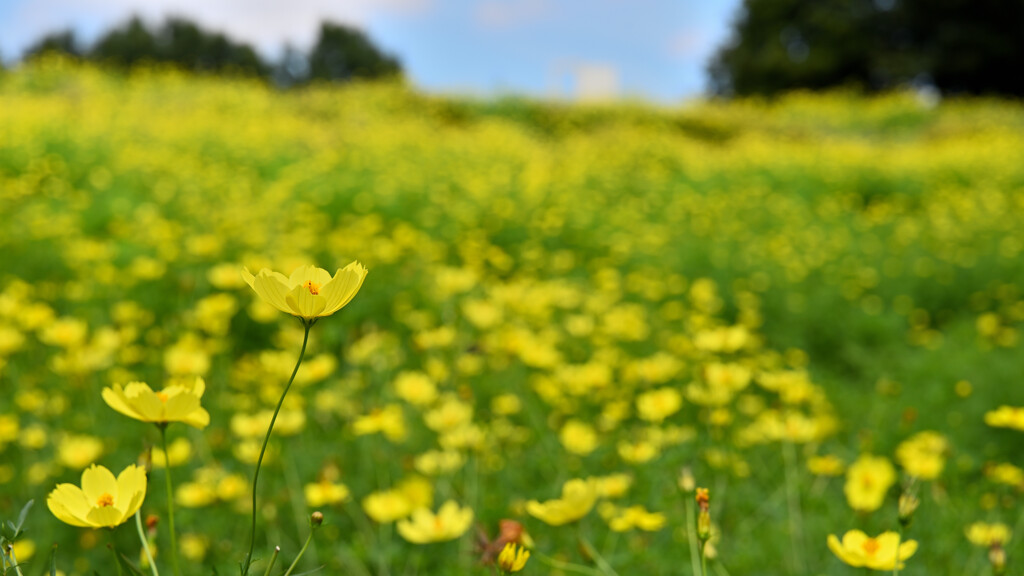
[0,0,741,101]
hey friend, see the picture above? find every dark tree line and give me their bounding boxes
[709,0,1024,97]
[22,17,401,86]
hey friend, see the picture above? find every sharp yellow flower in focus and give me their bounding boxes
[526,478,597,526]
[497,542,530,573]
[242,263,368,322]
[396,500,474,544]
[102,378,210,429]
[47,464,147,528]
[827,530,917,570]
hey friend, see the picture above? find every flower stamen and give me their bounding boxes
[304,280,320,295]
[97,493,115,507]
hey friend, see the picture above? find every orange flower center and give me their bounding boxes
[97,493,115,507]
[304,280,320,295]
[861,538,880,555]
[156,392,169,403]
[434,517,444,532]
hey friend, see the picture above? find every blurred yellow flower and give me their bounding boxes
[152,437,192,468]
[965,522,1011,547]
[827,530,917,570]
[985,406,1024,431]
[57,435,104,469]
[102,378,209,429]
[636,387,682,423]
[242,263,367,321]
[526,479,597,526]
[559,420,599,455]
[497,542,530,573]
[48,464,147,528]
[304,480,350,507]
[844,455,896,512]
[363,490,414,523]
[352,404,407,442]
[393,371,438,406]
[396,500,474,543]
[807,455,845,477]
[607,505,666,532]
[895,431,948,480]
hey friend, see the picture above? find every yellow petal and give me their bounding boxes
[192,377,206,398]
[117,465,148,521]
[241,267,257,289]
[182,407,211,429]
[321,262,368,315]
[285,285,327,319]
[81,465,118,503]
[288,265,333,288]
[86,505,124,528]
[899,539,918,560]
[252,271,294,314]
[47,484,91,527]
[397,518,427,543]
[101,385,145,421]
[124,382,163,421]
[164,393,200,422]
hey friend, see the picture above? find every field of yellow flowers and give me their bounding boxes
[1,58,1023,576]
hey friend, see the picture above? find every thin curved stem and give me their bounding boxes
[892,527,902,576]
[135,510,159,576]
[241,321,312,576]
[282,530,315,576]
[159,426,182,576]
[261,547,280,576]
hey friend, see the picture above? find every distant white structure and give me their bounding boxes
[548,59,621,102]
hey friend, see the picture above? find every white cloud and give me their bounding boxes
[475,0,551,29]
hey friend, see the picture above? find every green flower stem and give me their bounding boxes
[261,546,280,576]
[159,426,182,576]
[578,534,620,576]
[684,496,702,576]
[135,510,159,576]
[533,552,604,576]
[282,530,315,576]
[700,543,708,576]
[781,441,805,574]
[7,545,25,576]
[241,321,312,576]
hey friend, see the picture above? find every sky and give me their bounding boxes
[0,0,742,102]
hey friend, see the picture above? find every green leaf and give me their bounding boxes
[14,501,34,534]
[116,552,147,576]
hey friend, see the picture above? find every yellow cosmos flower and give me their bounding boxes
[526,478,598,526]
[497,542,530,573]
[827,530,918,570]
[102,378,210,429]
[47,464,147,528]
[396,500,474,544]
[242,263,367,322]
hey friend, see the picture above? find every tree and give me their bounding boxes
[23,29,83,60]
[709,0,1024,97]
[307,22,401,82]
[89,16,266,76]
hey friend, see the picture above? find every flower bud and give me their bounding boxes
[989,543,1006,576]
[898,492,919,528]
[695,487,711,542]
[311,511,324,528]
